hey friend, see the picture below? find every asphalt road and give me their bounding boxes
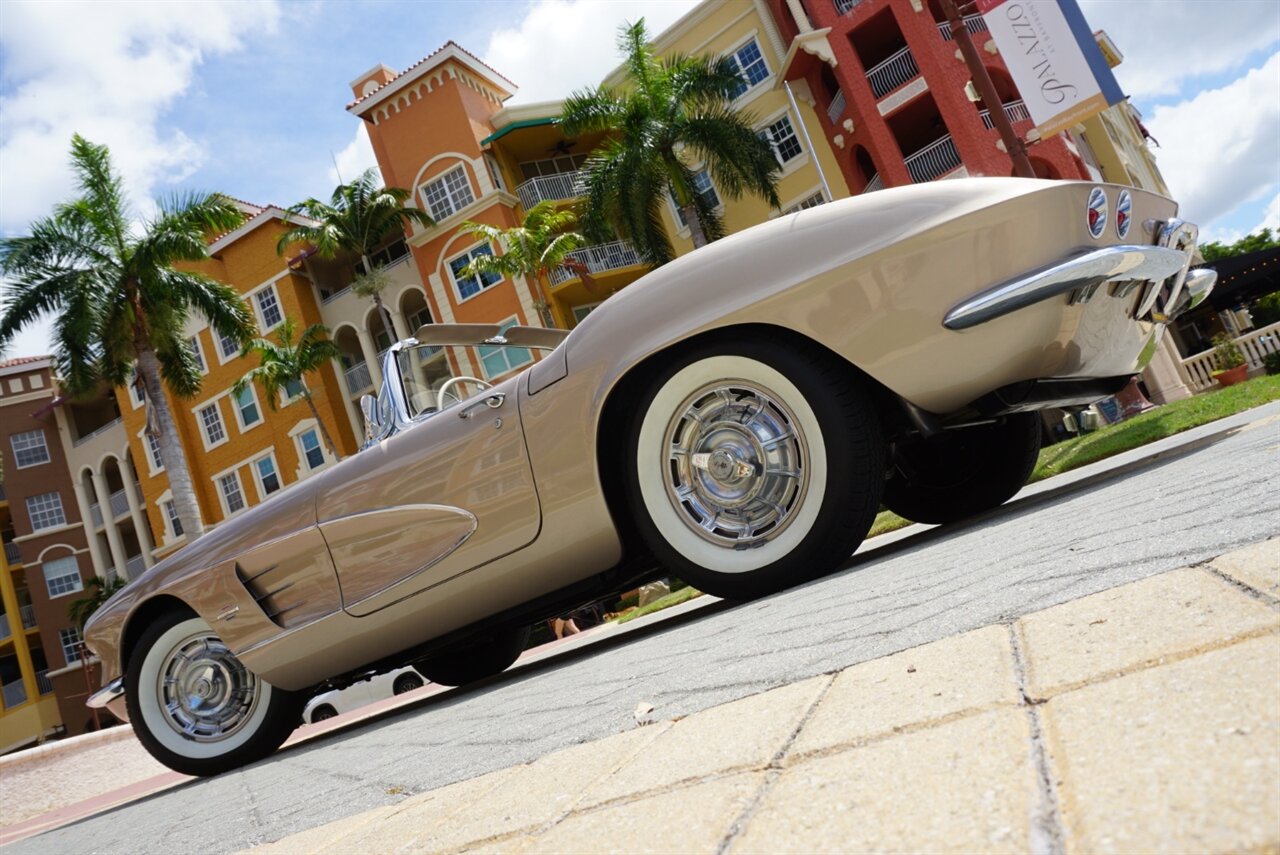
[16,404,1280,855]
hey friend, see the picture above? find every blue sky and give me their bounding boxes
[2,0,1278,358]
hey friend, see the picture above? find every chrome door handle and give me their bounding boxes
[458,392,506,419]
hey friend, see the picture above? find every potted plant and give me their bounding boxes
[1210,333,1249,387]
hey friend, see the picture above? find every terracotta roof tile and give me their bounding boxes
[0,355,50,369]
[346,40,513,110]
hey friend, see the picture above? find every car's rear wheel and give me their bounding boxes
[392,672,424,695]
[882,412,1041,525]
[309,704,338,723]
[624,339,884,600]
[125,612,302,777]
[415,626,529,687]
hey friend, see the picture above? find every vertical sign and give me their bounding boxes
[975,0,1124,139]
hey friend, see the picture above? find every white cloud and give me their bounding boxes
[1145,52,1280,231]
[0,0,280,235]
[1257,192,1280,234]
[329,123,381,188]
[1080,0,1280,98]
[484,0,701,104]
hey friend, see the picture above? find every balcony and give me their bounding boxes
[4,542,20,564]
[36,669,53,695]
[125,554,146,579]
[344,361,374,397]
[549,240,644,286]
[72,417,123,447]
[826,89,847,124]
[863,174,884,193]
[904,135,963,183]
[867,47,920,100]
[2,677,26,709]
[937,14,989,41]
[1180,321,1280,392]
[979,99,1032,129]
[834,0,864,13]
[516,171,584,209]
[20,603,36,630]
[89,488,131,528]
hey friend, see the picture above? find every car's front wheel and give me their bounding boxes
[392,672,424,695]
[125,612,302,777]
[625,338,884,600]
[882,412,1041,525]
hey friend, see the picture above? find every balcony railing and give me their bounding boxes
[1180,321,1280,392]
[979,99,1032,129]
[938,14,989,40]
[20,603,36,629]
[321,285,351,305]
[904,135,963,183]
[105,567,118,587]
[863,174,884,193]
[4,542,20,563]
[109,488,129,519]
[2,678,26,709]
[125,554,146,579]
[0,612,9,640]
[866,47,920,99]
[516,171,584,209]
[72,417,123,447]
[549,240,644,286]
[826,89,847,124]
[36,670,53,695]
[834,0,864,13]
[344,361,373,397]
[90,503,103,528]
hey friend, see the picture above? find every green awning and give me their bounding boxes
[480,117,559,145]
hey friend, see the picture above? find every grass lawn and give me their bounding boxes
[615,585,704,624]
[868,374,1280,537]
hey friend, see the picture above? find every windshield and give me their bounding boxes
[395,341,534,420]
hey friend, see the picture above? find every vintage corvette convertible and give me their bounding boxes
[85,178,1214,775]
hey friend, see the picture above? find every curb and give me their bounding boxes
[0,723,136,773]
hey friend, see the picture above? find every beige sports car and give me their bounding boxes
[85,178,1214,776]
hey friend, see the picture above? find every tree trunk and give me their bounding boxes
[531,271,557,328]
[364,254,399,343]
[682,205,709,249]
[302,386,341,461]
[136,348,205,539]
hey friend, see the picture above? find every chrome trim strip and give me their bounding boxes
[1169,268,1217,320]
[86,676,125,710]
[943,245,1189,330]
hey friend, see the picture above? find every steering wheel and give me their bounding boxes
[437,376,494,408]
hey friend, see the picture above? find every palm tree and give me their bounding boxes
[0,135,253,540]
[67,574,128,632]
[234,317,342,460]
[277,168,433,339]
[458,201,586,328]
[561,19,782,265]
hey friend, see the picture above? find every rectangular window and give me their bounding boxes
[218,473,246,515]
[128,371,144,407]
[234,386,261,429]
[299,429,326,470]
[282,379,304,402]
[43,555,83,598]
[448,245,502,300]
[484,153,507,192]
[255,456,281,497]
[478,320,534,379]
[60,626,84,665]
[26,492,66,531]
[727,38,769,99]
[189,336,206,373]
[421,165,475,221]
[10,429,50,468]
[368,237,409,269]
[146,432,164,472]
[760,115,803,164]
[672,170,721,228]
[254,287,283,330]
[163,500,183,538]
[199,403,226,446]
[784,192,827,214]
[218,331,239,360]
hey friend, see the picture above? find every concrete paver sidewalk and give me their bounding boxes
[246,538,1280,855]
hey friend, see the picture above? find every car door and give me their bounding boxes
[313,374,540,617]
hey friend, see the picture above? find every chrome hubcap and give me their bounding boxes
[664,381,808,549]
[157,633,260,742]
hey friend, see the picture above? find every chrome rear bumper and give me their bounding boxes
[86,676,124,709]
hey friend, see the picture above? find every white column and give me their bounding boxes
[334,357,365,442]
[1142,337,1194,404]
[71,478,110,579]
[118,455,156,569]
[356,328,383,389]
[785,0,813,32]
[90,471,128,579]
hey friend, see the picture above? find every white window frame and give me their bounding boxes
[139,427,165,476]
[484,153,507,193]
[189,335,207,375]
[231,384,263,433]
[446,242,503,304]
[297,428,327,472]
[216,330,240,365]
[215,470,248,519]
[161,498,183,540]
[60,626,84,665]
[250,283,285,333]
[779,187,828,216]
[724,33,771,104]
[195,400,229,450]
[757,109,805,170]
[43,555,84,599]
[250,452,283,501]
[668,168,723,233]
[420,165,476,221]
[127,370,144,409]
[476,317,535,380]
[26,491,67,532]
[10,429,50,469]
[278,378,306,409]
[571,302,602,324]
